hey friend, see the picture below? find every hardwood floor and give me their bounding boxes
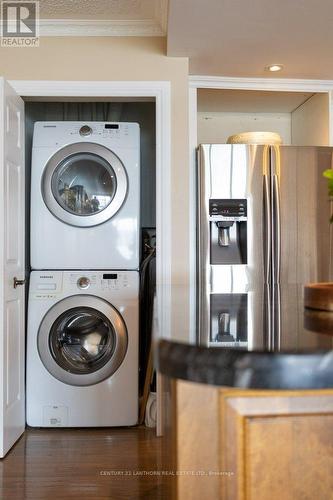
[0,427,170,500]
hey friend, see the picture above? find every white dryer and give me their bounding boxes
[31,122,140,270]
[26,270,138,427]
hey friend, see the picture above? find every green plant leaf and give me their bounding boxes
[323,169,333,179]
[323,169,333,198]
[323,170,333,222]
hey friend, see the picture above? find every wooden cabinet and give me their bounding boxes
[167,379,333,500]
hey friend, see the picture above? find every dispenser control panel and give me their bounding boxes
[209,199,247,217]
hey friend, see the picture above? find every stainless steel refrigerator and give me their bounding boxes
[197,144,333,350]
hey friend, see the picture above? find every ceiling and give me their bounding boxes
[36,0,333,79]
[197,90,314,113]
[167,0,333,79]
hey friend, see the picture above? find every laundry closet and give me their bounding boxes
[23,98,156,428]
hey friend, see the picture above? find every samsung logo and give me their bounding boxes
[40,275,54,279]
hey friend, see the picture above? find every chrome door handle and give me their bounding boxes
[270,146,282,350]
[263,146,273,349]
[13,277,26,289]
[265,283,272,351]
[273,174,281,284]
[270,146,281,284]
[263,173,272,284]
[273,284,281,351]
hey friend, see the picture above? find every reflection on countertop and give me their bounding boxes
[157,284,333,389]
[157,284,333,349]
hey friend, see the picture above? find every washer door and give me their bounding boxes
[42,142,128,227]
[38,295,128,386]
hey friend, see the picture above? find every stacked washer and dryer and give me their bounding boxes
[27,122,140,427]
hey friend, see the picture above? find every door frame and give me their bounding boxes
[188,75,333,341]
[9,79,172,341]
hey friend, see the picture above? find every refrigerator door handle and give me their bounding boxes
[271,146,282,350]
[273,173,281,284]
[273,283,282,350]
[265,283,273,350]
[263,172,272,347]
[263,173,272,284]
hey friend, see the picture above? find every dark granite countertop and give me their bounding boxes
[158,340,333,389]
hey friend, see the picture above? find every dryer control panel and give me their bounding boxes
[32,121,140,149]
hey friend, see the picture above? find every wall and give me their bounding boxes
[291,93,330,146]
[0,36,190,339]
[197,111,292,144]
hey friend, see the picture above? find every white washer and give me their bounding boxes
[31,122,140,270]
[26,270,139,427]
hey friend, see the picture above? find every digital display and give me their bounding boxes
[105,124,119,129]
[103,273,118,280]
[209,199,247,216]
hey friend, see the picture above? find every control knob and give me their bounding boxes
[77,277,90,289]
[79,125,92,136]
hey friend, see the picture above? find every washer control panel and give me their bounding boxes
[65,272,130,291]
[30,271,139,300]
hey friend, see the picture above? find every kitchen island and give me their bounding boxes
[158,324,333,500]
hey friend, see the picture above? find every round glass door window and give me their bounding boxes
[42,143,128,227]
[49,307,115,374]
[52,153,117,216]
[37,295,128,386]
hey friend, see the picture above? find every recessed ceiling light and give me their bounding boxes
[265,64,284,72]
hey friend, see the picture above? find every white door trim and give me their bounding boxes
[189,75,333,92]
[9,79,172,341]
[188,75,333,344]
[188,86,198,343]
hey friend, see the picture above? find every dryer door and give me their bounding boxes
[42,142,128,227]
[37,295,128,386]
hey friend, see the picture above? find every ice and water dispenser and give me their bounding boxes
[210,199,247,265]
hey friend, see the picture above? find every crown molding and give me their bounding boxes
[39,19,166,37]
[189,75,333,92]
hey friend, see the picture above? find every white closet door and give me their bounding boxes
[0,78,25,458]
